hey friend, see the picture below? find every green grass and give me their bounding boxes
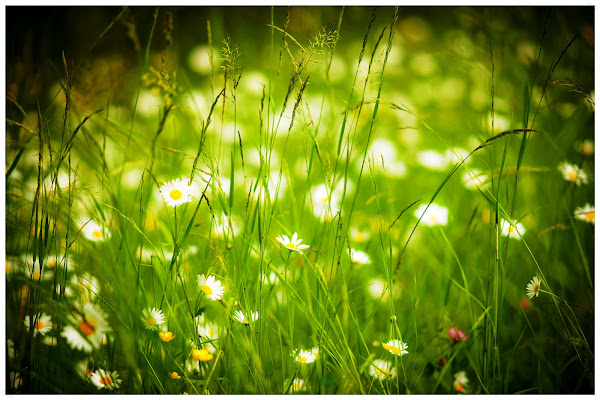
[5,6,594,394]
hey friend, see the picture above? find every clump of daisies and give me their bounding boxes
[414,203,449,226]
[197,274,224,301]
[558,161,588,186]
[276,232,310,254]
[160,178,193,207]
[526,276,542,299]
[232,310,259,325]
[574,203,595,225]
[382,339,409,356]
[142,307,166,331]
[90,368,122,390]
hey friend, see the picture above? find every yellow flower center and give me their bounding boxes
[293,383,302,390]
[201,285,213,295]
[99,376,113,386]
[79,319,96,336]
[159,332,175,342]
[567,171,578,181]
[507,226,515,233]
[170,372,181,379]
[534,284,540,294]
[286,243,297,250]
[585,212,595,221]
[456,383,465,393]
[33,272,41,280]
[298,356,307,363]
[169,189,182,200]
[92,230,102,238]
[34,321,44,330]
[320,197,329,204]
[146,317,156,326]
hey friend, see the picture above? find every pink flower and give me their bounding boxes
[448,327,467,343]
[520,298,532,310]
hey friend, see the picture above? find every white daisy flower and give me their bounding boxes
[295,349,317,364]
[82,220,111,242]
[417,150,450,171]
[212,214,241,238]
[197,274,224,301]
[61,303,112,353]
[64,273,100,302]
[232,310,259,325]
[90,368,122,390]
[276,232,310,253]
[414,203,449,226]
[290,377,306,393]
[309,184,341,219]
[24,313,53,336]
[558,161,588,185]
[454,371,469,393]
[462,169,490,191]
[160,178,193,207]
[382,339,408,356]
[368,359,397,380]
[500,219,525,240]
[350,227,371,243]
[75,358,94,380]
[349,249,371,265]
[526,276,541,299]
[142,308,165,331]
[574,203,595,225]
[196,318,219,340]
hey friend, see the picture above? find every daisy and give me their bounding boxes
[276,232,310,253]
[558,161,588,185]
[500,219,525,240]
[89,368,122,390]
[448,327,467,343]
[295,349,317,364]
[232,310,259,325]
[75,359,94,380]
[82,220,111,242]
[159,331,176,342]
[349,249,371,265]
[160,178,193,207]
[291,378,306,393]
[574,203,595,225]
[24,313,53,336]
[382,339,409,356]
[526,276,541,299]
[196,317,219,340]
[417,150,450,171]
[197,274,224,301]
[453,371,469,393]
[368,359,397,380]
[61,303,112,353]
[462,169,490,191]
[309,184,341,219]
[414,203,449,226]
[142,308,165,330]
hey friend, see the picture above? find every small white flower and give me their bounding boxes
[382,339,408,356]
[232,310,259,325]
[142,307,166,331]
[24,313,53,336]
[295,349,316,364]
[276,232,310,253]
[196,317,219,340]
[526,276,541,299]
[414,203,449,226]
[89,368,122,390]
[82,220,110,242]
[160,178,193,207]
[574,203,595,225]
[369,359,397,380]
[349,249,371,265]
[417,150,450,171]
[309,184,341,219]
[61,303,112,353]
[454,371,469,393]
[558,161,588,185]
[290,377,306,393]
[197,274,225,301]
[500,219,525,240]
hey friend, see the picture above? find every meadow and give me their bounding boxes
[5,6,595,394]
